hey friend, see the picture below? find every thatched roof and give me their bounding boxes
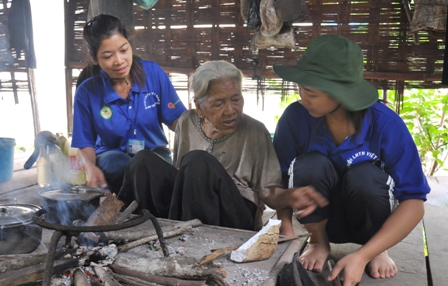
[60,0,446,134]
[1,0,446,135]
[65,0,447,92]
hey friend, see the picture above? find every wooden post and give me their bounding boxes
[27,68,40,136]
[87,0,134,37]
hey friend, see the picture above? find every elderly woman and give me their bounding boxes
[118,60,327,231]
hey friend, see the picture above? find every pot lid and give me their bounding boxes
[39,186,106,201]
[0,204,41,227]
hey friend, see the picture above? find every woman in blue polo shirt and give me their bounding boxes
[273,34,430,285]
[71,14,186,194]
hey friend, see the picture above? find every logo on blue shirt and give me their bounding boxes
[346,151,378,167]
[144,92,161,110]
[100,105,112,120]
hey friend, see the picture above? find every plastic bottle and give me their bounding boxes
[37,144,52,188]
[56,133,69,156]
[47,143,71,188]
[65,135,86,185]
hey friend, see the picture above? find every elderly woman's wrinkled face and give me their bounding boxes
[196,78,244,138]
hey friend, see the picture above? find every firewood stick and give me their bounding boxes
[0,252,47,262]
[112,255,227,282]
[197,248,228,266]
[0,249,74,273]
[0,253,49,273]
[118,224,193,252]
[111,200,139,224]
[209,233,312,252]
[73,268,90,286]
[85,193,124,226]
[79,194,125,246]
[0,259,78,286]
[110,264,207,286]
[106,218,202,241]
[94,265,122,286]
[112,272,159,286]
[0,253,46,273]
[209,245,240,253]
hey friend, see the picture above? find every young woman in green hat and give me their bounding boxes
[273,34,430,285]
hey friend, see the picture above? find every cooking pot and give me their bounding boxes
[0,204,42,255]
[39,186,106,225]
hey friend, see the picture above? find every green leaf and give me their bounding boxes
[399,107,414,114]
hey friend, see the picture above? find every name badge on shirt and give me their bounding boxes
[128,139,144,155]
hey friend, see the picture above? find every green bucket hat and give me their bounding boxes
[273,34,378,111]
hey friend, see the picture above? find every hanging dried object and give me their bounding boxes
[252,25,296,50]
[410,0,447,33]
[246,0,262,29]
[274,0,311,23]
[259,0,283,37]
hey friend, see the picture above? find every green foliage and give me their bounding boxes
[392,89,448,176]
[264,78,300,125]
[274,93,300,125]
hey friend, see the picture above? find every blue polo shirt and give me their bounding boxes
[273,101,430,203]
[72,60,186,154]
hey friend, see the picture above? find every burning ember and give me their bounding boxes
[50,244,119,286]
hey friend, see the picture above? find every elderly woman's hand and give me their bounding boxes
[289,186,328,218]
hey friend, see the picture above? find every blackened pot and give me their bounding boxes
[0,204,42,255]
[39,187,104,225]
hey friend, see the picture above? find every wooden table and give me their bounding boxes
[125,218,303,286]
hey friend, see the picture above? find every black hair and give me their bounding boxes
[348,109,365,135]
[83,14,145,87]
[76,63,101,89]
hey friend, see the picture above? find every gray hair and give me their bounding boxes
[190,61,243,104]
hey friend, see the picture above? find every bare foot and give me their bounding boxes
[280,226,295,237]
[299,242,331,272]
[366,251,398,279]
